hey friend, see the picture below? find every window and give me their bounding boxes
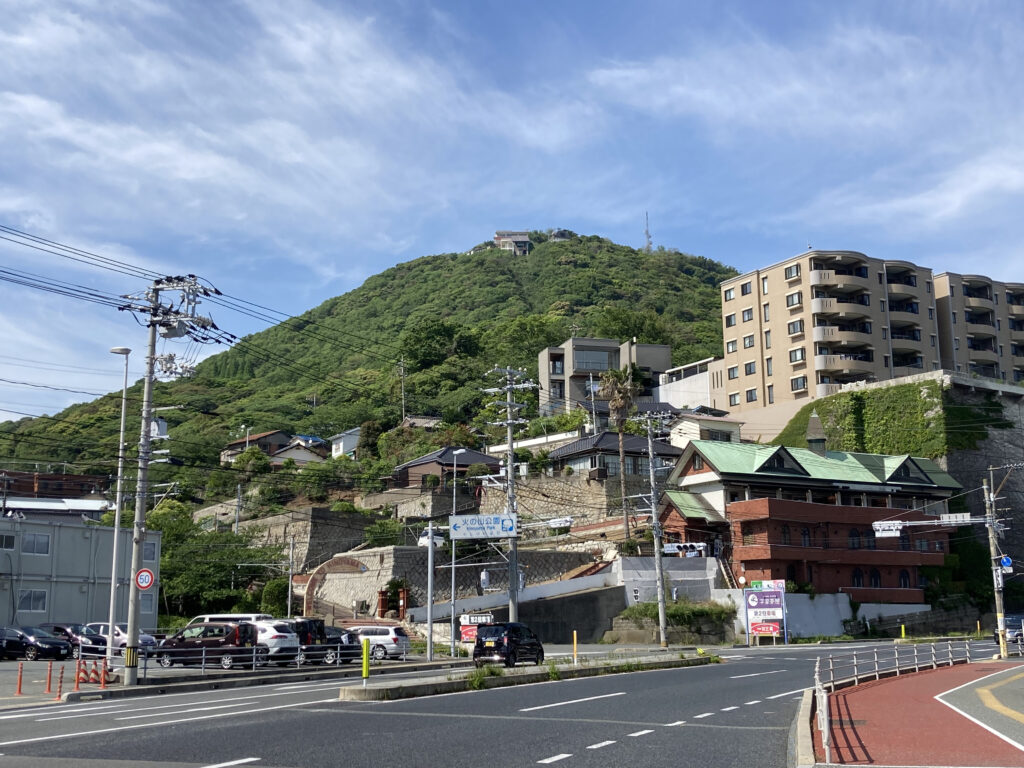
[746,388,757,402]
[789,347,806,363]
[764,330,772,349]
[726,340,737,353]
[928,307,934,319]
[141,593,156,613]
[724,287,735,301]
[18,589,46,612]
[767,384,774,403]
[728,366,739,380]
[926,281,931,294]
[898,570,910,589]
[692,455,704,470]
[852,568,864,588]
[143,541,157,562]
[848,528,861,549]
[762,276,769,294]
[725,314,736,328]
[801,528,811,547]
[763,304,770,322]
[784,264,801,280]
[780,525,791,545]
[879,300,886,312]
[881,328,887,340]
[729,392,740,406]
[931,335,936,348]
[870,569,881,588]
[865,529,876,550]
[0,534,13,550]
[899,531,911,551]
[744,361,756,375]
[742,308,753,322]
[786,291,802,307]
[741,281,752,296]
[22,533,50,555]
[743,335,755,349]
[791,376,808,391]
[952,311,956,324]
[787,319,804,335]
[766,358,773,376]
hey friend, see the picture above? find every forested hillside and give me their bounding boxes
[0,233,735,487]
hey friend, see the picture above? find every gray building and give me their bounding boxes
[0,498,161,628]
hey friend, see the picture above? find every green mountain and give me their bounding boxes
[0,233,736,485]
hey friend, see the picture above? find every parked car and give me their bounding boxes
[0,626,73,661]
[157,621,261,669]
[323,625,363,664]
[84,622,158,653]
[472,622,544,668]
[348,625,411,660]
[39,622,107,659]
[254,620,300,664]
[996,615,1024,645]
[280,618,358,665]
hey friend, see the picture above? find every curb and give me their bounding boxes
[339,655,713,701]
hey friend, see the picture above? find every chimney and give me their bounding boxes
[806,410,826,456]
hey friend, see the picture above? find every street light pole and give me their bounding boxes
[106,347,131,666]
[450,448,466,656]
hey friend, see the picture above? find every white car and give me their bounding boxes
[254,620,300,664]
[417,529,444,547]
[84,622,157,652]
[349,625,411,660]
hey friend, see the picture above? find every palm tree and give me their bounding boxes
[599,365,640,541]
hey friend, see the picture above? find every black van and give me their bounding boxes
[157,622,261,669]
[472,622,544,668]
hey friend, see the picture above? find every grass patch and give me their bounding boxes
[547,660,561,681]
[467,665,503,690]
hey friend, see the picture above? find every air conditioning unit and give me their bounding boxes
[588,467,607,480]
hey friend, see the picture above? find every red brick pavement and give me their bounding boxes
[816,662,1024,766]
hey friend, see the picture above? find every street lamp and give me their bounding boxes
[450,448,466,656]
[106,347,131,666]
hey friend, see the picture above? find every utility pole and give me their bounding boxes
[588,373,598,433]
[235,483,242,534]
[123,276,216,685]
[632,411,671,649]
[287,534,295,619]
[426,518,435,660]
[484,367,535,622]
[985,476,1008,659]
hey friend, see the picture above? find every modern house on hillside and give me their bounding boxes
[493,230,531,255]
[547,430,682,479]
[661,426,961,604]
[219,430,291,465]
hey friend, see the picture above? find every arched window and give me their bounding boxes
[852,568,864,588]
[864,528,876,550]
[801,527,811,547]
[780,525,791,546]
[898,570,910,589]
[848,528,861,549]
[869,568,881,588]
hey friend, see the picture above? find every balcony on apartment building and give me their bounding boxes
[885,265,922,299]
[969,361,1000,379]
[891,353,925,375]
[814,349,875,375]
[1010,318,1024,340]
[1006,286,1024,316]
[809,261,871,291]
[965,310,997,338]
[889,326,923,352]
[812,321,873,346]
[1014,367,1024,384]
[810,291,871,319]
[962,278,994,309]
[887,300,920,321]
[966,337,999,364]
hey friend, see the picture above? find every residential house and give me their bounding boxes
[0,470,110,499]
[328,427,361,459]
[219,430,291,465]
[666,408,742,451]
[547,430,682,480]
[270,435,328,467]
[391,446,499,488]
[493,230,531,256]
[663,432,961,604]
[654,357,727,411]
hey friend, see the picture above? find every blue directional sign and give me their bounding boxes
[449,513,518,540]
[1000,555,1013,568]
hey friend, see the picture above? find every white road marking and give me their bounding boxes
[664,720,686,726]
[201,759,261,768]
[730,670,786,679]
[38,694,263,722]
[721,706,738,711]
[537,754,572,764]
[744,700,761,705]
[587,741,616,749]
[693,712,714,719]
[117,703,250,721]
[0,698,338,748]
[519,692,626,712]
[628,729,653,737]
[935,668,1024,753]
[767,687,808,700]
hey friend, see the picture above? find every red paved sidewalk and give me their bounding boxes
[817,661,1023,766]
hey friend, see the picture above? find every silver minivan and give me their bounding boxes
[349,625,411,660]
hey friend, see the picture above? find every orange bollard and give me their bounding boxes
[54,665,65,701]
[44,660,54,694]
[14,662,24,696]
[73,660,83,692]
[98,660,107,690]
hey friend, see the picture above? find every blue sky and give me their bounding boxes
[2,0,1023,417]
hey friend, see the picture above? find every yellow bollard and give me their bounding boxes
[572,630,578,667]
[901,624,906,639]
[361,637,370,688]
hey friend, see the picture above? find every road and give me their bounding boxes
[0,641,994,768]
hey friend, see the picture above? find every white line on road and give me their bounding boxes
[117,703,250,721]
[537,754,572,764]
[767,688,808,700]
[744,700,761,705]
[664,720,686,726]
[587,741,616,749]
[730,670,786,679]
[935,668,1024,753]
[628,729,653,737]
[693,712,714,719]
[519,692,626,712]
[721,706,738,712]
[201,759,261,768]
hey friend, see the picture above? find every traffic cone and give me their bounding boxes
[74,660,88,690]
[88,660,99,684]
[102,660,115,685]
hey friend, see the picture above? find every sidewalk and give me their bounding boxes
[817,660,1024,767]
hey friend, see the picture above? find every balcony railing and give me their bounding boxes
[887,274,917,287]
[890,330,921,341]
[889,302,919,314]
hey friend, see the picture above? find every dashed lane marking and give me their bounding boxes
[694,712,714,719]
[587,741,616,749]
[745,700,761,705]
[664,720,686,726]
[520,692,626,712]
[201,759,261,768]
[537,754,572,764]
[628,729,654,737]
[721,706,738,712]
[730,670,786,679]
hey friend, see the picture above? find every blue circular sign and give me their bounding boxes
[1000,555,1012,568]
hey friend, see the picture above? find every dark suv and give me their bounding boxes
[40,623,107,660]
[157,622,261,670]
[472,622,544,668]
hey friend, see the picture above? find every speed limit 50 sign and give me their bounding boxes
[135,568,155,591]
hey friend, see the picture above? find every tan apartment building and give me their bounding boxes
[717,250,940,413]
[934,273,1024,383]
[538,336,672,416]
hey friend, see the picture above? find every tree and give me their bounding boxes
[599,365,641,540]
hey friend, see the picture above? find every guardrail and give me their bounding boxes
[813,641,978,765]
